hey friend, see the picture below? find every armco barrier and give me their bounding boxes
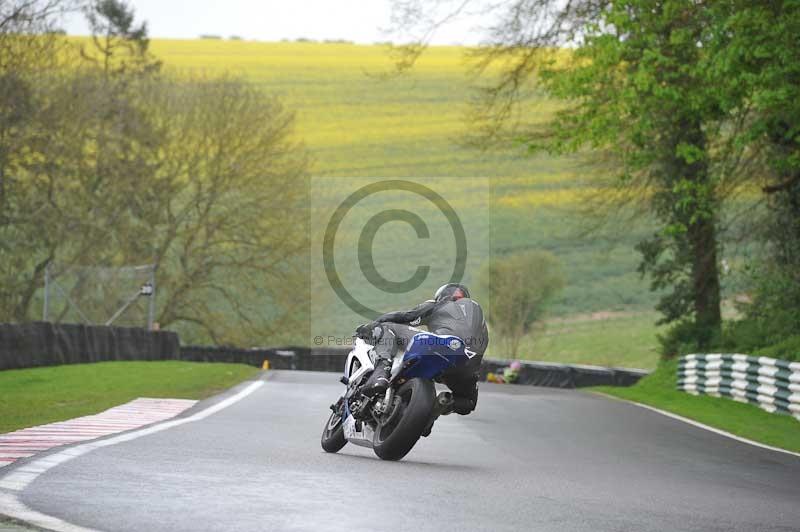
[0,321,179,370]
[179,345,349,373]
[678,354,800,420]
[479,358,648,388]
[179,345,647,388]
[0,322,647,389]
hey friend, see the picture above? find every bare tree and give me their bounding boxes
[0,2,311,347]
[0,65,154,320]
[0,0,85,320]
[132,75,310,345]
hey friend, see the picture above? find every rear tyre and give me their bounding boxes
[373,378,435,461]
[321,406,347,453]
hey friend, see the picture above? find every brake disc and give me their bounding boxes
[378,396,403,427]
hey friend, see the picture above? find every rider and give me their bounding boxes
[356,283,489,415]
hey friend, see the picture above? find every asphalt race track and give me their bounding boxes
[2,370,799,532]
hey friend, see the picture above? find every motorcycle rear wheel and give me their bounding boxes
[373,378,435,461]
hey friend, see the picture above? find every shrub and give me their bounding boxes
[477,250,565,358]
[658,319,720,359]
[663,319,800,362]
[754,336,800,363]
[716,318,772,353]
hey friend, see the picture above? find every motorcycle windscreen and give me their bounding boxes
[399,333,470,380]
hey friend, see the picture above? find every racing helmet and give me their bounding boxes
[434,283,470,302]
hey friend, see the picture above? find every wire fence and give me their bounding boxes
[43,263,156,329]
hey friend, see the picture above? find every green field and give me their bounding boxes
[0,361,258,433]
[130,39,667,363]
[518,311,665,369]
[595,360,800,452]
[515,301,744,370]
[146,39,656,309]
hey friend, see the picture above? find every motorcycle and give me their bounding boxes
[321,331,476,461]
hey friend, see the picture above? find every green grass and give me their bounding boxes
[594,359,800,453]
[509,300,743,370]
[0,361,259,434]
[512,311,664,370]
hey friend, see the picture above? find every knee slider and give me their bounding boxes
[453,396,476,415]
[454,378,479,415]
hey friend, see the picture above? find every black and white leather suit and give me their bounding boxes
[364,297,489,414]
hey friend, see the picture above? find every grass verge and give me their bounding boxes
[594,359,800,453]
[514,311,663,370]
[0,361,259,434]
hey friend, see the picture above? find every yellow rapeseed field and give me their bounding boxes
[144,39,580,190]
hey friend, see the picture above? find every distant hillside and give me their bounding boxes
[141,39,657,325]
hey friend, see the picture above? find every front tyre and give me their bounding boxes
[321,406,347,453]
[373,378,435,461]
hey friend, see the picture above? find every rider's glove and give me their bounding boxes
[356,321,383,342]
[355,322,377,340]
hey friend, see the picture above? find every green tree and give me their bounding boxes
[703,1,800,348]
[391,0,733,352]
[477,250,565,358]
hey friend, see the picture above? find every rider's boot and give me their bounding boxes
[362,325,397,398]
[422,392,454,437]
[435,391,455,416]
[361,358,392,397]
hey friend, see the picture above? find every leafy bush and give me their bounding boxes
[658,319,721,359]
[711,263,800,360]
[663,318,800,362]
[754,336,800,363]
[664,318,800,363]
[715,318,773,354]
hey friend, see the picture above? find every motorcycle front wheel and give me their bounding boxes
[373,378,435,461]
[321,404,347,453]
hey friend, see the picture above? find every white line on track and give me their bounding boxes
[595,392,800,459]
[0,380,265,532]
